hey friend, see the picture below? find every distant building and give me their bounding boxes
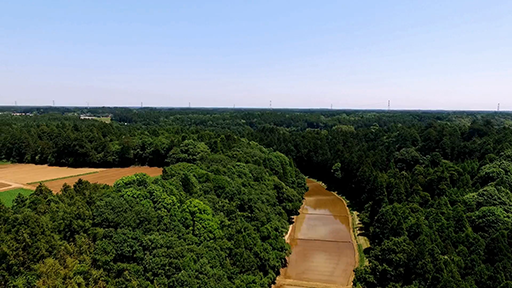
[80,115,112,123]
[11,112,32,116]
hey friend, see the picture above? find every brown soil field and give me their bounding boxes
[0,182,11,189]
[0,180,28,192]
[0,164,103,184]
[281,240,355,285]
[34,166,162,193]
[274,179,356,288]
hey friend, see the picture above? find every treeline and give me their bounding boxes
[0,136,306,287]
[0,114,246,167]
[3,108,512,287]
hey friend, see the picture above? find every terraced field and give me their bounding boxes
[274,179,356,288]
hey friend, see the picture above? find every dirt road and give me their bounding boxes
[274,179,356,288]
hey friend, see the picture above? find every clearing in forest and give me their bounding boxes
[0,164,103,185]
[274,179,356,288]
[31,166,162,192]
[0,164,162,196]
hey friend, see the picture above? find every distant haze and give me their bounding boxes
[1,1,512,110]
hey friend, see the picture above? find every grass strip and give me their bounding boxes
[0,188,34,207]
[27,171,99,185]
[0,160,10,165]
[357,243,366,268]
[351,211,367,268]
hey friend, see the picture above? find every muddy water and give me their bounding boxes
[275,179,356,287]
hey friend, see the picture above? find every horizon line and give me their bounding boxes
[0,105,508,113]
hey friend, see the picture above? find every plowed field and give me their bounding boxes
[33,166,162,192]
[0,164,162,194]
[0,182,11,189]
[274,179,356,288]
[0,164,103,184]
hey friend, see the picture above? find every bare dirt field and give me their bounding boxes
[33,166,162,192]
[0,180,27,192]
[0,164,103,184]
[0,164,162,194]
[274,179,356,288]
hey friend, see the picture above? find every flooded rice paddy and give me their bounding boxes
[275,179,356,288]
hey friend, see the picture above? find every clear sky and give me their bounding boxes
[1,1,511,110]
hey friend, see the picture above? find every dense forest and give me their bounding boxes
[0,132,306,287]
[2,108,512,287]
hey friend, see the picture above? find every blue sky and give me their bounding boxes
[1,1,511,109]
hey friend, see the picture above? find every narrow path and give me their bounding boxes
[275,179,357,288]
[0,180,34,192]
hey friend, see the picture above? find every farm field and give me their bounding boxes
[0,164,162,196]
[29,166,162,192]
[274,179,356,288]
[0,188,34,207]
[0,164,103,185]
